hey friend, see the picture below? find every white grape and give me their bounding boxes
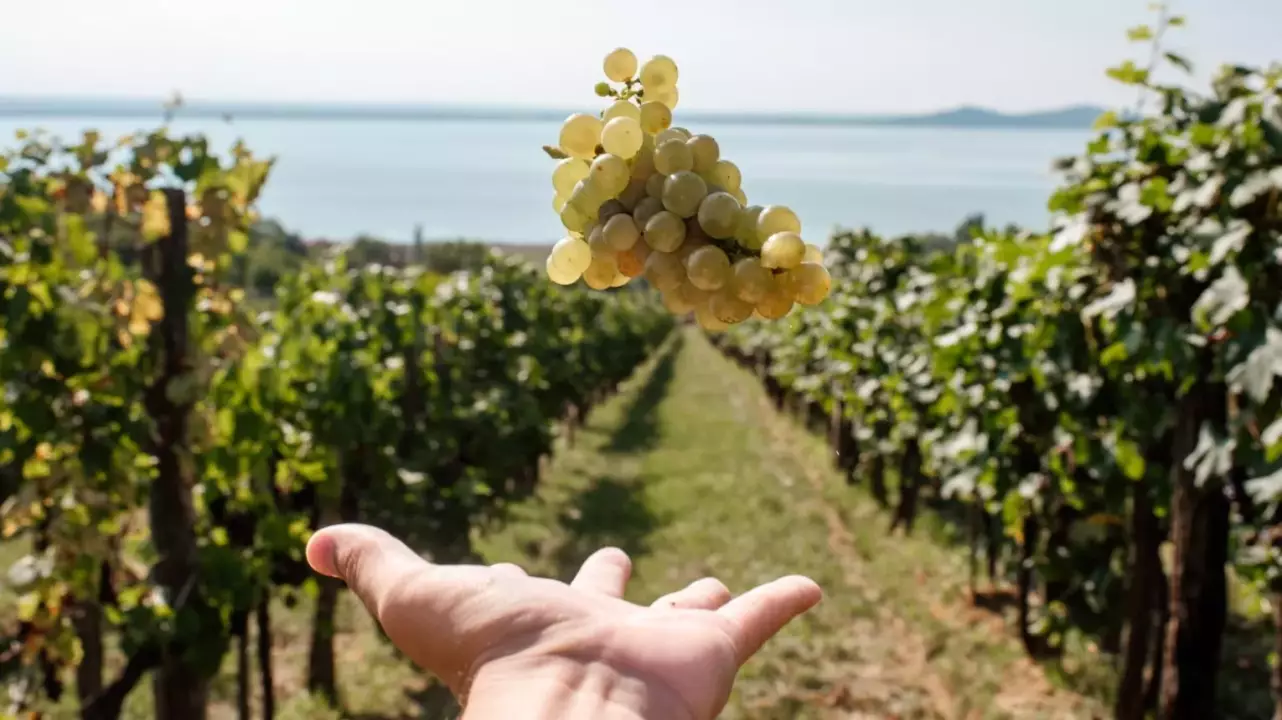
[604,48,638,82]
[735,205,764,248]
[640,55,679,91]
[685,245,730,291]
[644,251,686,292]
[655,128,690,146]
[710,160,741,191]
[756,205,801,243]
[546,256,580,285]
[686,135,720,173]
[789,262,832,305]
[604,99,641,123]
[550,235,593,275]
[761,231,806,269]
[654,139,694,175]
[583,253,619,290]
[730,258,771,303]
[661,171,707,218]
[559,114,603,160]
[696,192,741,239]
[644,210,686,252]
[602,213,640,252]
[633,196,665,228]
[646,173,667,199]
[589,154,630,197]
[618,178,648,210]
[650,86,679,110]
[639,102,673,134]
[601,117,644,159]
[552,158,591,196]
[803,243,824,264]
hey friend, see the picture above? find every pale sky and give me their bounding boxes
[3,0,1279,114]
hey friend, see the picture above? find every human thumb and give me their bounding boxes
[305,523,430,617]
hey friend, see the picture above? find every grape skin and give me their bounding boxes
[644,211,687,253]
[560,114,603,160]
[761,231,806,270]
[662,171,708,219]
[685,245,730,291]
[604,48,638,82]
[696,192,741,239]
[654,139,694,175]
[640,102,673,134]
[601,117,644,159]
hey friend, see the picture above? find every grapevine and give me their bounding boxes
[543,48,832,331]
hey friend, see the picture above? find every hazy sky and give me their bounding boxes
[4,0,1279,113]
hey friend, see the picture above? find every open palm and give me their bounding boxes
[306,524,822,719]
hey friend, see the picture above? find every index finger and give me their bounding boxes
[716,575,822,665]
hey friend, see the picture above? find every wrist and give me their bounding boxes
[461,654,696,720]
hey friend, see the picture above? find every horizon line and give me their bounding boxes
[0,94,1109,127]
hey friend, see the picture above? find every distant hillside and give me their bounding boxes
[0,97,1108,130]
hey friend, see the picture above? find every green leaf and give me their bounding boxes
[1127,25,1154,42]
[1106,61,1150,86]
[542,145,569,160]
[1168,15,1186,27]
[1093,110,1120,130]
[1114,438,1146,480]
[1164,52,1193,74]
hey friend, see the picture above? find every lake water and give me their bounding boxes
[0,116,1090,244]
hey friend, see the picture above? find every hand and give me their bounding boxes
[306,523,822,720]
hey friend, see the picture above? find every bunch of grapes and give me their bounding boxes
[543,48,832,331]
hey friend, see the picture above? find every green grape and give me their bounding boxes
[709,290,754,324]
[655,128,690,146]
[640,55,679,91]
[546,255,580,285]
[550,235,593,276]
[685,245,730,291]
[789,262,832,305]
[695,301,729,333]
[676,235,708,264]
[685,215,709,243]
[630,134,656,179]
[560,203,592,233]
[662,171,708,218]
[587,224,613,257]
[618,241,650,277]
[553,158,591,196]
[686,135,720,173]
[644,251,686,292]
[589,154,630,197]
[710,160,741,191]
[662,286,696,315]
[567,179,603,216]
[583,253,619,290]
[601,117,644,159]
[654,138,694,175]
[618,178,648,210]
[646,173,666,199]
[640,102,673,134]
[756,205,801,243]
[598,199,626,221]
[761,231,805,269]
[644,210,686,252]
[602,213,640,252]
[677,279,712,307]
[755,277,794,320]
[604,99,641,124]
[696,192,741,239]
[735,205,764,248]
[553,193,568,213]
[730,258,770,303]
[560,113,603,160]
[649,86,679,109]
[730,187,747,206]
[633,196,665,228]
[803,243,824,264]
[604,48,637,82]
[610,271,631,288]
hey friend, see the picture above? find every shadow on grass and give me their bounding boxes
[603,335,681,455]
[551,473,662,582]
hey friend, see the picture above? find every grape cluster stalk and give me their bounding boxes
[544,48,832,331]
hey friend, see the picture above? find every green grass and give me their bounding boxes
[474,328,1110,719]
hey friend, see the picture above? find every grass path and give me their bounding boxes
[473,328,1109,719]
